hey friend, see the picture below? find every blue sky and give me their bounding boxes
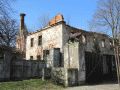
[12,0,98,31]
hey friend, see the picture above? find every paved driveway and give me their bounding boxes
[65,84,119,90]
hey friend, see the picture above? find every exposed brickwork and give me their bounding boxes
[49,14,64,26]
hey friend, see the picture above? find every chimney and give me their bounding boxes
[20,13,26,31]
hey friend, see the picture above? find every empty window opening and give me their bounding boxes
[110,41,112,46]
[37,55,41,60]
[31,38,34,47]
[30,56,33,60]
[82,35,86,43]
[43,50,49,60]
[93,37,96,42]
[101,39,105,47]
[38,36,42,46]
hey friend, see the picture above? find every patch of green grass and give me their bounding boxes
[0,79,64,90]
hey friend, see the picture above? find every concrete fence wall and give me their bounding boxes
[0,59,51,81]
[0,60,5,81]
[0,48,61,82]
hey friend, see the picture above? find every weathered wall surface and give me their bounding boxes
[64,42,79,69]
[78,44,86,84]
[0,58,50,81]
[64,42,85,85]
[25,22,73,60]
[62,24,70,49]
[0,51,13,81]
[16,36,26,53]
[51,67,68,86]
[0,47,62,81]
[63,32,114,84]
[10,60,48,80]
[83,33,113,55]
[44,48,61,68]
[26,24,63,60]
[0,60,5,81]
[63,42,80,86]
[77,33,114,84]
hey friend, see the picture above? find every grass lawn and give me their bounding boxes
[0,79,64,90]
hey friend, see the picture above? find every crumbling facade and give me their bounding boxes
[16,14,117,86]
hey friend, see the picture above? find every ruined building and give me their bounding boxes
[16,13,117,86]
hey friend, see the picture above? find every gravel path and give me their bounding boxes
[65,84,119,90]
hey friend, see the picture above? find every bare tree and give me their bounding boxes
[90,0,120,36]
[0,0,18,47]
[0,15,18,47]
[90,0,120,86]
[0,0,14,15]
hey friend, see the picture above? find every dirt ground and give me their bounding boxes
[65,84,119,90]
